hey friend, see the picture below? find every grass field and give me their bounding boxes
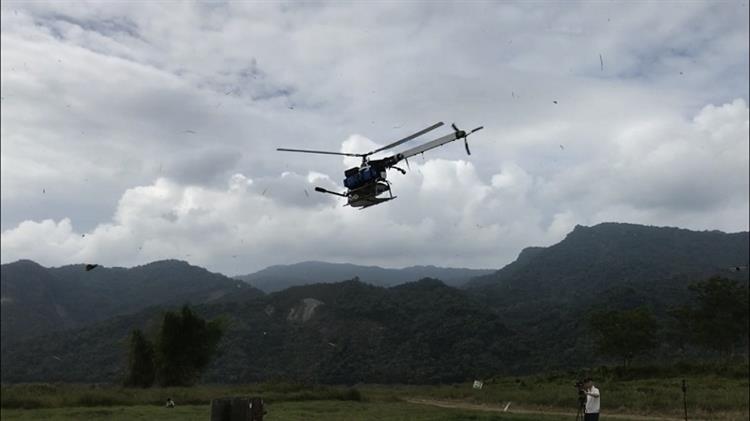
[1,401,572,421]
[1,373,747,420]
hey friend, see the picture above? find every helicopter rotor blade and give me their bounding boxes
[277,148,364,157]
[366,122,444,156]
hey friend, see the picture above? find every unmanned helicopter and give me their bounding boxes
[277,122,483,209]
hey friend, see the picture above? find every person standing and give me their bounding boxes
[583,378,600,421]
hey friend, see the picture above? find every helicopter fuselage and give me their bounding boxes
[343,163,393,207]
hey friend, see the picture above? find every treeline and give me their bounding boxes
[587,277,749,366]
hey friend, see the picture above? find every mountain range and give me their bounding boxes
[1,259,263,345]
[1,222,747,383]
[234,261,494,292]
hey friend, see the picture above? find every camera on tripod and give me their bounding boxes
[574,380,587,406]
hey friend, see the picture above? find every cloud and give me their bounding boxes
[1,2,748,273]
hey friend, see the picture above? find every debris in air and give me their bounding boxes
[184,130,196,134]
[559,144,565,150]
[553,100,558,104]
[85,264,99,271]
[599,53,604,71]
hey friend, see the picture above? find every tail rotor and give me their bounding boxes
[451,123,484,156]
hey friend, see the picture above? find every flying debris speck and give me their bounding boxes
[85,264,99,271]
[42,189,45,194]
[304,189,309,197]
[559,144,565,150]
[553,100,558,104]
[599,53,604,71]
[262,188,268,196]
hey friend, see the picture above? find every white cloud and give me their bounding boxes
[1,2,748,273]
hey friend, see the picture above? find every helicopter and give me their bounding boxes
[277,122,483,209]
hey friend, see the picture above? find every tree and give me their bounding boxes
[673,277,749,356]
[154,305,226,386]
[124,329,155,387]
[588,307,658,366]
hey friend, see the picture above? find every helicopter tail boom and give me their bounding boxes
[395,124,483,161]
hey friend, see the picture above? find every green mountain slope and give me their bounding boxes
[466,223,748,305]
[1,259,264,345]
[1,279,520,384]
[463,223,749,371]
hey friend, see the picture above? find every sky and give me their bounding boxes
[1,1,748,276]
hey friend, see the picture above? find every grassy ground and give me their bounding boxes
[362,374,749,420]
[1,373,747,420]
[0,402,571,421]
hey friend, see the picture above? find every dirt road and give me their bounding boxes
[404,398,694,421]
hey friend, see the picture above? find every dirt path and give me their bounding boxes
[404,398,694,421]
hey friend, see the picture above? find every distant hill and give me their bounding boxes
[463,222,749,371]
[1,279,521,384]
[0,259,263,345]
[465,223,748,304]
[235,261,494,292]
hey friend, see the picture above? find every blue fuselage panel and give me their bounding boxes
[344,167,379,189]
